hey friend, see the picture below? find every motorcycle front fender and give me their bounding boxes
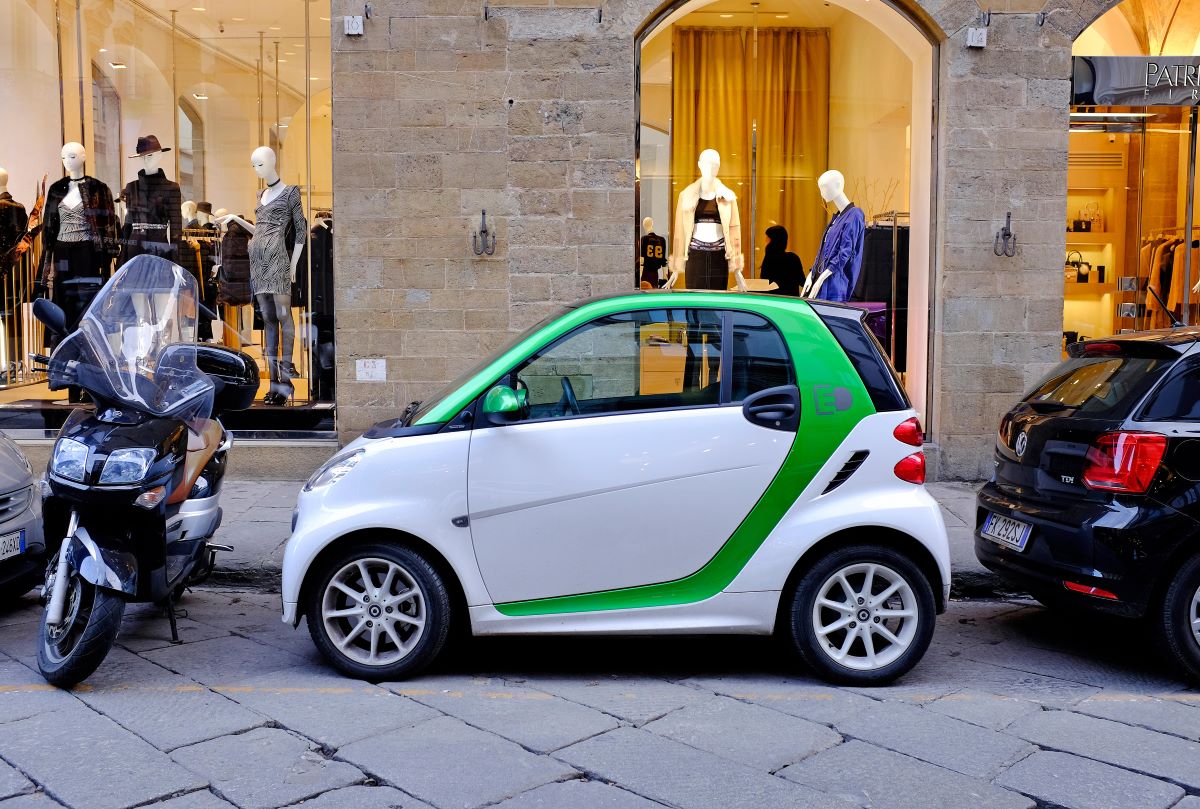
[68,527,137,596]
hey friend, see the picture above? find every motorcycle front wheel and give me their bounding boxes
[37,569,125,688]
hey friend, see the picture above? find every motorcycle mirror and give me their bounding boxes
[32,298,67,336]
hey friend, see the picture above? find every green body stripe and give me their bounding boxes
[467,294,878,617]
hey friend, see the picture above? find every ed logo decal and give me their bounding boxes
[813,385,853,415]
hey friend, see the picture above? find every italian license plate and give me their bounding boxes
[0,530,25,562]
[982,513,1032,552]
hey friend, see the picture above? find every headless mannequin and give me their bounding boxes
[804,171,849,298]
[216,147,304,404]
[666,150,747,291]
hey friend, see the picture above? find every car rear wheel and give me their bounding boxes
[1158,554,1200,683]
[306,543,451,681]
[787,544,936,685]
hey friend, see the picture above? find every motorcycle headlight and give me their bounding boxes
[304,449,364,492]
[99,448,157,485]
[51,438,89,482]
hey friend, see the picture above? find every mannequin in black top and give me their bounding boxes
[760,225,805,296]
[120,136,182,262]
[639,217,667,287]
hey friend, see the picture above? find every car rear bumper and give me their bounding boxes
[974,482,1183,618]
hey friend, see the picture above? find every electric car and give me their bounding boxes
[282,292,950,685]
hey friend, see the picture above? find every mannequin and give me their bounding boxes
[639,216,667,288]
[38,143,119,341]
[196,201,214,227]
[121,135,183,262]
[804,170,865,302]
[0,167,28,271]
[216,147,306,405]
[182,200,198,229]
[667,149,747,292]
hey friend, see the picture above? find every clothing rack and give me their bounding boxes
[869,211,910,366]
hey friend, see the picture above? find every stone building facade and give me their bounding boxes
[327,0,1127,480]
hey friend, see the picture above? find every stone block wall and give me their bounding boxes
[329,0,1122,478]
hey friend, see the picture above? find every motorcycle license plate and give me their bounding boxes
[982,513,1032,552]
[0,530,25,562]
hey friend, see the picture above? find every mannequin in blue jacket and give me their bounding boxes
[804,169,865,302]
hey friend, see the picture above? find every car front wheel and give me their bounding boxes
[306,542,451,681]
[787,544,936,685]
[1158,554,1200,684]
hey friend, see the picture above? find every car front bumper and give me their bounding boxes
[0,485,46,595]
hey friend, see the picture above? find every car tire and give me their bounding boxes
[787,544,936,686]
[1158,554,1200,684]
[306,542,451,681]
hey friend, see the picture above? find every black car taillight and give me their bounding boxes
[1082,431,1168,493]
[998,411,1013,448]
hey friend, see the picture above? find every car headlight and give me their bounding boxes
[51,438,89,482]
[304,449,364,492]
[99,448,157,485]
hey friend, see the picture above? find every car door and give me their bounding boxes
[467,306,798,605]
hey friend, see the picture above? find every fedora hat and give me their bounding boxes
[197,201,213,214]
[129,135,172,158]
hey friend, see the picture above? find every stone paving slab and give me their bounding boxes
[170,727,364,809]
[490,780,665,808]
[0,795,65,808]
[142,633,319,685]
[925,690,1044,731]
[151,791,237,809]
[679,674,877,725]
[0,760,31,801]
[0,704,208,809]
[338,716,578,809]
[1072,694,1200,741]
[779,740,1034,809]
[518,674,708,726]
[993,750,1185,809]
[0,661,73,725]
[1008,710,1200,789]
[392,675,620,753]
[556,727,858,809]
[641,695,841,771]
[278,785,434,809]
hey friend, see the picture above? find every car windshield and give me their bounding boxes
[1023,355,1173,418]
[48,255,214,422]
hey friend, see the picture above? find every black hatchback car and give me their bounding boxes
[976,329,1200,680]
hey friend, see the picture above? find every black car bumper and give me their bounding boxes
[975,482,1192,618]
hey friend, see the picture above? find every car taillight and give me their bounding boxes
[998,412,1013,448]
[1082,431,1168,493]
[894,417,924,447]
[894,452,925,484]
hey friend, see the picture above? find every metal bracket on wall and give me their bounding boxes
[472,210,498,256]
[994,212,1017,257]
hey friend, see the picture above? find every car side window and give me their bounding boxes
[728,311,795,403]
[511,308,724,421]
[1143,365,1200,421]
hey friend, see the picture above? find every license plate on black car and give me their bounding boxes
[982,513,1032,552]
[0,530,25,562]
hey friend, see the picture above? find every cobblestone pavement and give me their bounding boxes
[0,587,1197,809]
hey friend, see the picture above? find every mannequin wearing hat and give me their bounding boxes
[120,135,183,263]
[38,143,120,341]
[216,146,306,405]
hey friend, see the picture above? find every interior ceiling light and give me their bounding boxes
[110,61,127,69]
[192,92,208,100]
[232,16,245,21]
[775,13,788,17]
[277,59,288,63]
[1069,112,1153,118]
[269,25,281,30]
[98,47,107,53]
[320,16,331,20]
[719,13,733,17]
[192,6,206,11]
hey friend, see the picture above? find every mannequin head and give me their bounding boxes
[817,170,850,211]
[197,202,212,226]
[141,152,162,173]
[182,200,197,222]
[214,207,228,219]
[0,167,8,193]
[251,146,279,181]
[697,149,721,181]
[642,217,654,233]
[61,142,87,178]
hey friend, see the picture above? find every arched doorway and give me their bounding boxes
[635,0,937,416]
[1067,1,1200,342]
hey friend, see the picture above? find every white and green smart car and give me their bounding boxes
[281,292,949,685]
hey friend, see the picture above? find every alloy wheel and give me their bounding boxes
[811,562,919,671]
[1191,582,1200,650]
[321,557,426,667]
[43,573,89,664]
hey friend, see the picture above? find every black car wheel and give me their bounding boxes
[1159,554,1200,683]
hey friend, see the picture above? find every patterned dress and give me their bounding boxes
[249,184,306,296]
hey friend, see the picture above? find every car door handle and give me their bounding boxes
[747,401,796,418]
[741,385,801,432]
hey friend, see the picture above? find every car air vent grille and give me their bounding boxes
[0,486,31,524]
[823,451,870,494]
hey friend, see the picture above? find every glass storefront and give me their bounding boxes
[635,0,934,415]
[0,0,334,435]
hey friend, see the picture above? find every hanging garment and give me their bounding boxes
[39,176,119,285]
[120,169,183,262]
[249,185,306,297]
[640,232,667,287]
[0,193,28,271]
[1169,240,1197,317]
[811,203,866,303]
[1146,239,1178,329]
[217,221,254,306]
[759,225,805,297]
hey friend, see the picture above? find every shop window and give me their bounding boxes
[0,0,335,437]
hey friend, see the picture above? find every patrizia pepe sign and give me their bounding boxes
[1073,56,1200,106]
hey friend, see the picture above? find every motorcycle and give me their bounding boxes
[32,255,258,687]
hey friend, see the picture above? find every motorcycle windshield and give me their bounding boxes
[49,255,214,422]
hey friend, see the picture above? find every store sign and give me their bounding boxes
[1073,56,1200,106]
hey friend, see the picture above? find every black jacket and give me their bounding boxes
[39,176,120,282]
[217,221,254,306]
[120,169,183,261]
[0,192,28,268]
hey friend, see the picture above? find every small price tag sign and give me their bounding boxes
[355,358,386,382]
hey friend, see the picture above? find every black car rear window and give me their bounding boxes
[813,306,909,412]
[1024,356,1174,418]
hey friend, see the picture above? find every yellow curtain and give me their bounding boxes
[672,27,829,279]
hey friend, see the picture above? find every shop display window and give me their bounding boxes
[635,0,934,417]
[0,0,334,436]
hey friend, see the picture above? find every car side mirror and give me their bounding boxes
[482,384,528,425]
[32,299,67,337]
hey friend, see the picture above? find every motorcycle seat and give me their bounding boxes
[168,419,224,504]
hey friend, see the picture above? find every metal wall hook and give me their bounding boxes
[994,211,1017,258]
[471,209,497,256]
